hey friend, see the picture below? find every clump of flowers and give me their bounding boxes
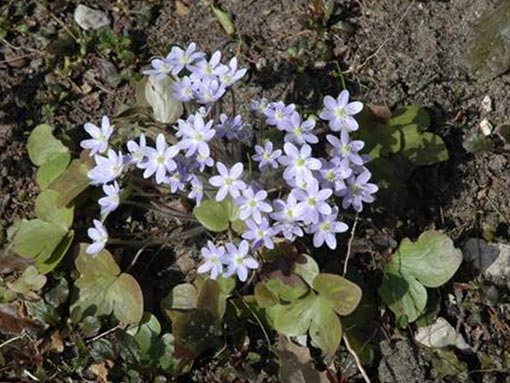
[81,43,378,282]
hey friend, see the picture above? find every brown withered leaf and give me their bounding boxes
[176,0,190,16]
[89,362,110,383]
[50,331,64,353]
[0,252,32,275]
[0,303,39,334]
[276,336,329,383]
[367,104,392,122]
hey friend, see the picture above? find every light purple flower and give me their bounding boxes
[284,112,318,145]
[219,57,247,86]
[143,57,174,80]
[209,162,246,201]
[98,181,120,217]
[172,76,194,102]
[139,134,179,184]
[242,218,276,250]
[165,170,187,193]
[235,187,272,223]
[327,130,365,165]
[319,90,363,132]
[188,175,204,205]
[339,169,379,212]
[88,149,125,185]
[216,114,243,140]
[292,179,332,224]
[318,157,351,193]
[190,51,228,80]
[279,143,322,185]
[307,208,348,249]
[197,241,225,280]
[250,98,270,116]
[167,42,205,75]
[222,240,259,282]
[264,101,295,130]
[178,113,216,158]
[252,141,282,170]
[86,219,108,255]
[195,152,214,172]
[193,78,226,104]
[80,116,113,156]
[270,194,304,241]
[127,134,147,166]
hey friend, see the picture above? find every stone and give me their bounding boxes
[415,317,471,352]
[479,118,493,136]
[378,339,427,383]
[465,0,510,80]
[74,5,110,31]
[464,238,510,287]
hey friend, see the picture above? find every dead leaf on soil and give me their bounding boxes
[88,362,110,383]
[276,335,329,383]
[50,331,64,353]
[176,1,190,16]
[0,303,39,334]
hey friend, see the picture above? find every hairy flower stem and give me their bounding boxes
[121,200,196,222]
[108,226,206,246]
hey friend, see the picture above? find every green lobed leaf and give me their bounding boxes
[266,292,316,337]
[356,110,401,159]
[391,231,462,288]
[130,312,162,363]
[313,273,362,316]
[309,297,342,355]
[380,231,461,323]
[36,152,71,190]
[37,230,74,274]
[12,219,67,264]
[71,244,144,324]
[35,190,74,231]
[160,283,198,322]
[389,105,431,131]
[265,276,309,302]
[49,159,91,207]
[380,269,427,324]
[27,124,69,166]
[9,265,46,295]
[173,309,222,362]
[267,290,343,355]
[254,282,279,308]
[193,198,231,232]
[400,126,449,166]
[293,254,319,287]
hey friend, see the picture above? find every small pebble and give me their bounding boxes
[482,95,493,113]
[74,5,110,31]
[479,117,493,136]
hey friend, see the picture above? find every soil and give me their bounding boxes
[1,0,510,382]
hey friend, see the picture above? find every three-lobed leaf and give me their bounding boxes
[380,231,462,323]
[72,244,144,324]
[193,198,233,232]
[266,273,362,355]
[27,124,69,167]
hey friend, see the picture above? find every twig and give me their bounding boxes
[343,213,359,276]
[22,369,40,381]
[0,334,23,349]
[236,292,271,348]
[125,244,148,273]
[343,334,371,383]
[86,324,123,343]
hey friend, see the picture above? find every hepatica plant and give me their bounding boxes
[81,43,378,356]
